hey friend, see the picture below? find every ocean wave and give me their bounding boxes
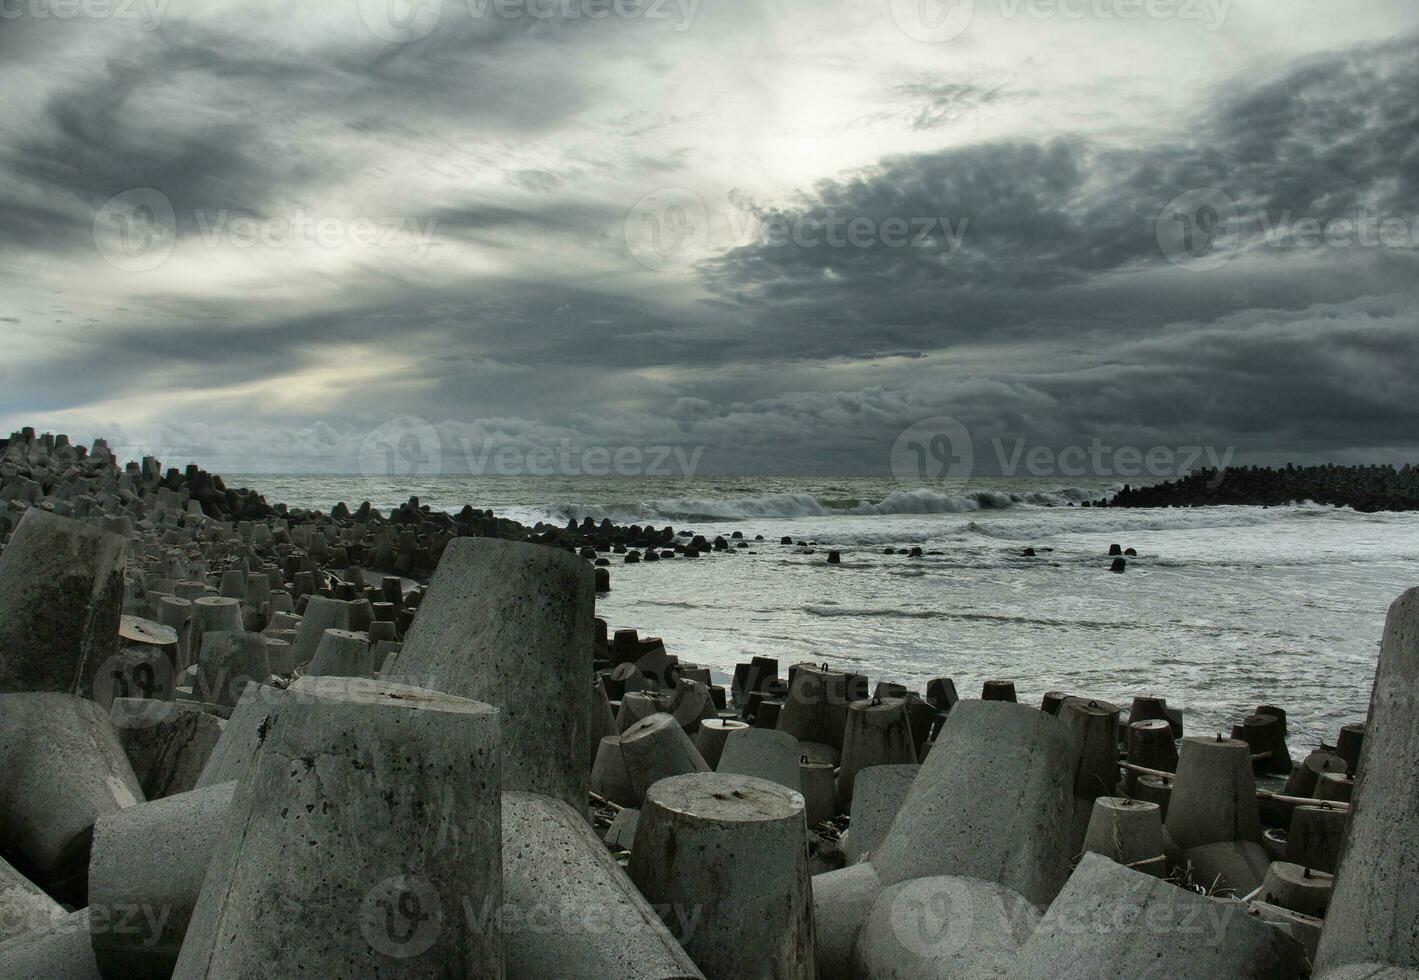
[544,485,1112,524]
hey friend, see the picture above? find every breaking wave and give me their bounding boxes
[545,485,1112,523]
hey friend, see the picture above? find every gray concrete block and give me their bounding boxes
[812,863,880,980]
[853,875,1040,979]
[630,773,814,980]
[1318,586,1419,976]
[110,698,225,800]
[0,853,64,942]
[871,700,1077,906]
[501,792,702,980]
[89,781,236,978]
[0,908,102,979]
[0,508,126,696]
[387,538,594,814]
[844,764,919,865]
[715,726,801,793]
[174,678,503,978]
[1014,853,1305,979]
[0,693,143,901]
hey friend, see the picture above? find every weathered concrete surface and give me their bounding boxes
[89,781,236,978]
[1081,797,1167,877]
[630,773,815,980]
[0,693,142,901]
[715,726,801,792]
[853,875,1040,980]
[0,853,63,942]
[193,682,280,790]
[619,713,711,804]
[1013,853,1304,979]
[836,698,917,810]
[501,792,703,980]
[871,700,1077,906]
[0,508,126,696]
[110,697,225,800]
[1165,736,1263,851]
[812,863,880,980]
[194,631,271,707]
[0,908,103,979]
[305,628,373,678]
[844,764,918,865]
[287,596,352,668]
[1318,586,1419,976]
[387,537,594,814]
[174,678,503,978]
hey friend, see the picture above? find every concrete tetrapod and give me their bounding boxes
[173,678,503,978]
[619,713,711,804]
[836,698,917,810]
[1317,586,1419,976]
[693,718,747,770]
[386,537,594,814]
[843,764,918,865]
[1164,735,1263,851]
[287,595,352,668]
[870,700,1078,906]
[88,781,237,979]
[194,631,271,707]
[305,628,373,678]
[110,697,225,800]
[192,682,279,790]
[777,663,858,751]
[812,863,881,980]
[1013,853,1304,979]
[0,693,143,903]
[629,773,815,980]
[500,792,703,980]
[1081,796,1167,877]
[185,599,242,685]
[0,908,103,979]
[0,508,126,696]
[852,875,1041,979]
[715,726,802,792]
[0,853,64,942]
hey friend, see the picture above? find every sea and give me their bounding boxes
[231,473,1419,754]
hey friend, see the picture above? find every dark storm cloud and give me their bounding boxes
[703,39,1419,336]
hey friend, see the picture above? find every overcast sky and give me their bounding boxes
[1,0,1416,476]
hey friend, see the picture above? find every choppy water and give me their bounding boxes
[232,474,1418,753]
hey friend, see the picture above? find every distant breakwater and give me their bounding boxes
[1102,464,1419,512]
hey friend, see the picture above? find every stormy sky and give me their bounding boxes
[1,0,1417,476]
